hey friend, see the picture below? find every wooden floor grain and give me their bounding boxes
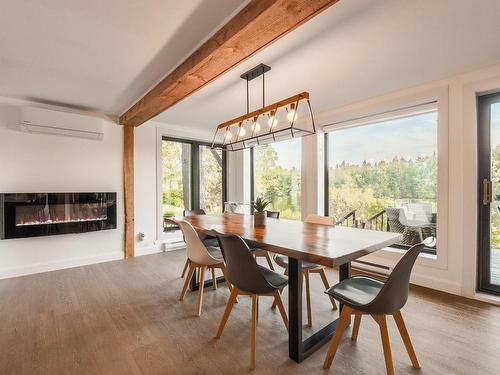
[1,250,499,375]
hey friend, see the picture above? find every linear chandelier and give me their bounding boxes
[212,64,316,151]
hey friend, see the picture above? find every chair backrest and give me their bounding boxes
[304,214,336,226]
[183,209,206,217]
[385,207,406,233]
[216,233,277,295]
[176,219,220,265]
[266,210,280,219]
[367,243,424,314]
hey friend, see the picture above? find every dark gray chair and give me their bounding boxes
[266,210,280,218]
[215,233,289,370]
[323,243,424,374]
[180,209,218,278]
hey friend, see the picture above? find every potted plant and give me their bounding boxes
[252,196,270,227]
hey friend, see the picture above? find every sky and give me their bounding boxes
[329,112,438,166]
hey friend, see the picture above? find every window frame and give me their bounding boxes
[323,101,441,256]
[161,136,227,215]
[477,92,500,295]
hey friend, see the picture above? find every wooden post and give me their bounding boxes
[123,125,134,258]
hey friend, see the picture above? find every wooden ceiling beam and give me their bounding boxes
[119,0,339,127]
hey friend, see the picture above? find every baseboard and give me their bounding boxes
[0,251,123,280]
[135,241,185,257]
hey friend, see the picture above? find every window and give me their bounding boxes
[199,145,224,214]
[252,138,302,220]
[325,104,438,254]
[161,137,226,233]
[162,140,192,219]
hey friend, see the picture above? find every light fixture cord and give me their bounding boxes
[262,71,265,107]
[246,78,249,114]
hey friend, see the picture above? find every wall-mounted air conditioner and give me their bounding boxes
[19,106,104,140]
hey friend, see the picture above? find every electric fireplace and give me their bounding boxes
[0,192,117,239]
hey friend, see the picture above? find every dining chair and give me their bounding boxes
[176,219,231,316]
[266,210,280,218]
[323,243,424,375]
[180,209,218,279]
[272,213,337,326]
[215,233,289,370]
[251,210,280,270]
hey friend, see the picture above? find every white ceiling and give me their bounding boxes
[154,0,500,130]
[2,0,500,128]
[0,0,246,115]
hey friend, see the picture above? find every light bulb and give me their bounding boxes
[238,127,246,137]
[225,130,233,141]
[287,104,298,123]
[268,111,278,129]
[251,120,261,133]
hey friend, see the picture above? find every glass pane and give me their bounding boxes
[162,140,191,231]
[200,146,223,214]
[327,110,438,252]
[254,138,301,220]
[490,103,500,286]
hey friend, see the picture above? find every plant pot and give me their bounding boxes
[254,211,266,227]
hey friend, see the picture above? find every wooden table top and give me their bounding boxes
[183,213,403,267]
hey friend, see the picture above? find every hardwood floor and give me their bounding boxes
[1,250,499,374]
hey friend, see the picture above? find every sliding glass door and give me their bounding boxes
[162,138,226,232]
[478,92,500,294]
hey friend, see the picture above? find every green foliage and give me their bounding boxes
[329,154,438,221]
[254,144,301,220]
[252,196,270,212]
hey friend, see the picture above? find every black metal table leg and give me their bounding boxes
[189,268,226,291]
[288,258,351,363]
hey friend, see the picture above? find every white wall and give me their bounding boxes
[0,101,124,279]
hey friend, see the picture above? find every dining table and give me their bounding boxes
[183,212,403,363]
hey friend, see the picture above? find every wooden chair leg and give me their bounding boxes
[318,268,338,310]
[352,313,362,341]
[215,287,239,338]
[323,306,352,369]
[304,270,312,327]
[219,264,233,292]
[179,262,196,301]
[273,290,289,331]
[211,267,217,290]
[393,310,420,369]
[264,252,275,270]
[196,266,206,317]
[271,268,288,310]
[181,258,190,278]
[377,315,395,375]
[256,296,259,323]
[250,295,258,370]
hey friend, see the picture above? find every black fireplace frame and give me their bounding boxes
[0,192,117,240]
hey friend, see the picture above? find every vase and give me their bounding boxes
[254,211,266,227]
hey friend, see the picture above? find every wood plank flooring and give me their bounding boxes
[1,250,499,375]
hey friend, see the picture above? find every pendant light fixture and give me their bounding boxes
[212,64,316,151]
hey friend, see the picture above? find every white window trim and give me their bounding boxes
[320,87,449,270]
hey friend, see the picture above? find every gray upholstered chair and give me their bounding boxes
[176,220,231,317]
[266,210,280,218]
[323,243,424,374]
[272,214,337,327]
[215,233,289,370]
